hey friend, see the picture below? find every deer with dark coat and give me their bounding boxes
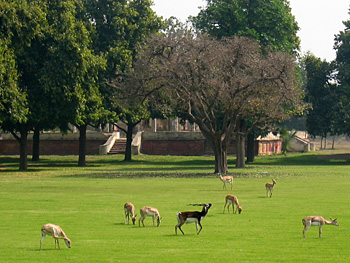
[175,203,212,235]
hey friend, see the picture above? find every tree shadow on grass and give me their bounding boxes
[0,155,215,169]
[95,157,216,167]
[0,156,79,172]
[252,153,350,166]
[2,152,350,175]
[58,172,215,179]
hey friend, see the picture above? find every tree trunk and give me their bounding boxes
[332,136,335,149]
[236,133,246,168]
[19,127,28,171]
[214,138,228,174]
[32,128,40,161]
[124,123,135,162]
[246,132,255,163]
[78,124,87,167]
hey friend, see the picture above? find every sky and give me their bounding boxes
[152,0,350,62]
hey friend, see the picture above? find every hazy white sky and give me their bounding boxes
[152,0,350,62]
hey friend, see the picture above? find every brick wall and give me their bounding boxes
[142,140,206,156]
[140,132,272,156]
[0,132,108,155]
[0,139,106,155]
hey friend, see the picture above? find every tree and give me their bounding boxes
[191,0,300,166]
[0,0,102,170]
[0,39,29,167]
[0,39,27,127]
[108,72,150,161]
[0,0,46,170]
[136,34,303,173]
[29,0,106,163]
[334,10,350,137]
[191,0,299,52]
[73,80,111,167]
[302,54,338,147]
[109,62,175,162]
[84,0,163,162]
[280,127,296,154]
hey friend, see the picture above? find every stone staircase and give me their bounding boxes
[108,138,127,154]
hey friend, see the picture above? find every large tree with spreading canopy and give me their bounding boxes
[191,0,301,167]
[133,33,304,173]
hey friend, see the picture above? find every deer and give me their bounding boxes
[139,206,162,227]
[223,195,242,214]
[124,202,137,225]
[40,223,71,250]
[217,173,233,190]
[175,203,212,235]
[265,179,277,197]
[302,216,339,238]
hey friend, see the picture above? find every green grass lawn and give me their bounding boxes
[0,152,350,262]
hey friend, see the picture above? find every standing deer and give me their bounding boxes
[124,202,137,225]
[217,173,233,190]
[223,195,242,214]
[302,216,339,238]
[175,203,212,235]
[265,179,277,197]
[40,223,71,250]
[139,206,162,227]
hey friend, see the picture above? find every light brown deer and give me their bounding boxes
[217,173,233,190]
[265,179,277,197]
[40,223,71,250]
[139,206,162,227]
[223,195,242,214]
[302,216,339,238]
[124,202,137,225]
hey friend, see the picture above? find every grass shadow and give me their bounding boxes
[252,153,350,166]
[2,151,350,176]
[58,172,215,179]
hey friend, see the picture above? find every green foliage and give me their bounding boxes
[84,0,163,78]
[0,0,163,168]
[302,54,339,138]
[1,153,350,262]
[0,0,44,131]
[0,0,104,131]
[335,10,350,135]
[0,40,27,124]
[335,17,350,84]
[0,0,111,169]
[280,127,296,154]
[192,0,300,53]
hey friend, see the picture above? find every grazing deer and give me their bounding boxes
[40,223,71,250]
[175,203,212,235]
[223,195,242,214]
[124,202,137,225]
[139,206,162,227]
[217,173,233,190]
[302,216,339,238]
[265,179,277,197]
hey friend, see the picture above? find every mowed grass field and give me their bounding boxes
[1,151,350,262]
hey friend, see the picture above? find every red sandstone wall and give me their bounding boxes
[141,139,262,156]
[0,140,105,155]
[141,140,205,156]
[0,136,281,156]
